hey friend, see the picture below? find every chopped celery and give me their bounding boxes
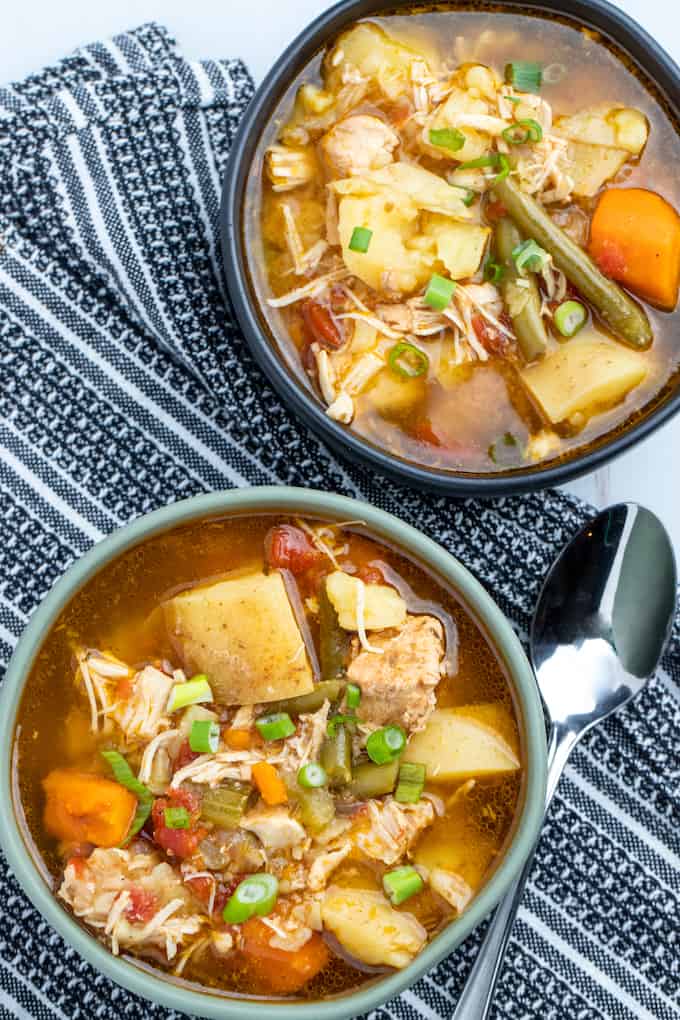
[348,757,399,799]
[200,781,253,828]
[295,786,336,833]
[320,724,352,787]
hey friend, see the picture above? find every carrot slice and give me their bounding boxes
[238,918,330,994]
[43,769,137,847]
[224,728,252,751]
[589,187,680,309]
[251,761,288,805]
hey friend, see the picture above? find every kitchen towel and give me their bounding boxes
[0,23,678,1020]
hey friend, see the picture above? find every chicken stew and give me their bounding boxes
[14,514,523,1000]
[251,8,680,473]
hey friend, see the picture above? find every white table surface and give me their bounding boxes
[3,0,679,550]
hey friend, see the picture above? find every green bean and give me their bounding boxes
[494,177,652,349]
[200,781,253,828]
[348,757,399,799]
[268,680,344,717]
[320,724,353,787]
[319,582,349,683]
[495,217,548,361]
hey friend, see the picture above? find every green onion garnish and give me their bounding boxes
[100,750,153,840]
[164,806,190,829]
[326,713,358,737]
[346,683,362,710]
[366,724,406,765]
[484,259,505,285]
[505,61,543,93]
[383,865,424,906]
[394,762,426,803]
[222,873,279,924]
[512,238,550,274]
[501,118,543,145]
[428,127,466,152]
[388,341,430,379]
[553,299,587,337]
[456,152,509,185]
[167,674,213,713]
[349,226,372,253]
[492,153,510,185]
[297,762,328,788]
[255,712,296,742]
[189,719,220,754]
[424,273,456,312]
[460,188,476,207]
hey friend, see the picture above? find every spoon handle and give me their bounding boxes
[451,726,577,1020]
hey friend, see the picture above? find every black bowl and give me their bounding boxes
[221,0,680,496]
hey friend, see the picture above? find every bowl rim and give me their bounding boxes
[0,486,547,1019]
[220,0,680,496]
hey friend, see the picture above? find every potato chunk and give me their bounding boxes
[424,215,491,279]
[520,333,648,424]
[555,105,648,197]
[321,886,427,968]
[324,23,436,100]
[337,192,428,293]
[325,571,407,631]
[403,705,520,782]
[164,571,314,705]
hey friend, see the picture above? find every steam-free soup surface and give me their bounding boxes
[251,9,680,473]
[15,513,522,1000]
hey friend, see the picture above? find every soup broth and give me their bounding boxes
[250,7,680,474]
[14,513,523,1000]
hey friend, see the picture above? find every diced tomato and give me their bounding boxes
[356,564,384,585]
[66,855,88,877]
[265,524,320,575]
[186,874,233,917]
[174,739,200,774]
[471,314,514,358]
[411,419,443,447]
[485,200,507,222]
[116,676,133,700]
[151,792,204,859]
[126,886,159,924]
[301,300,344,349]
[593,237,628,278]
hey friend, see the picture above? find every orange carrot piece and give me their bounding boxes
[589,187,680,309]
[43,769,137,848]
[239,918,330,994]
[251,761,288,805]
[224,727,252,751]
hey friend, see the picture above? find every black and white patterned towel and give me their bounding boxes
[0,24,678,1020]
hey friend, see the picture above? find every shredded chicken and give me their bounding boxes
[277,701,331,773]
[241,806,308,850]
[113,665,174,743]
[429,868,474,914]
[354,797,435,866]
[265,145,317,192]
[347,614,444,734]
[306,844,352,892]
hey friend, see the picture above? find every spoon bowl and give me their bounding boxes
[452,501,676,1020]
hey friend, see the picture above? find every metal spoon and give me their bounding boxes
[452,502,676,1020]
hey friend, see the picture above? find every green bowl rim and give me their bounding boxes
[0,486,547,1020]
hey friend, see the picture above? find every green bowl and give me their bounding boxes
[0,487,547,1019]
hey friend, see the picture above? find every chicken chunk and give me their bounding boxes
[321,115,399,177]
[241,806,308,851]
[429,867,474,914]
[354,796,435,865]
[59,847,203,960]
[347,614,444,733]
[113,665,173,742]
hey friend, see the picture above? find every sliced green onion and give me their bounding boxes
[164,806,190,829]
[297,762,328,788]
[326,713,358,737]
[349,226,372,253]
[505,61,543,93]
[424,273,456,312]
[366,724,406,765]
[512,238,550,274]
[388,341,430,379]
[460,188,476,207]
[395,762,426,803]
[484,259,505,285]
[543,62,567,85]
[501,118,543,145]
[100,750,153,840]
[429,127,465,152]
[553,299,587,337]
[346,683,362,710]
[255,712,296,742]
[222,873,279,924]
[383,865,424,905]
[506,95,521,105]
[167,674,213,713]
[492,153,510,185]
[189,719,220,754]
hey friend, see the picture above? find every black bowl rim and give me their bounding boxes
[221,0,680,496]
